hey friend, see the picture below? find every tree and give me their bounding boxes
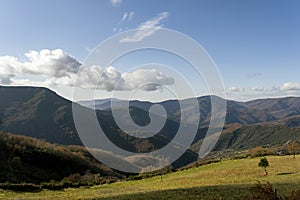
[250,146,267,157]
[258,157,269,176]
[288,140,299,159]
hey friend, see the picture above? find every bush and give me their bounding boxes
[248,182,300,200]
[248,182,281,200]
[288,190,300,199]
[250,146,271,157]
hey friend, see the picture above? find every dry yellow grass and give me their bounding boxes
[1,155,300,199]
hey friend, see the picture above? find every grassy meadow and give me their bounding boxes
[1,155,300,199]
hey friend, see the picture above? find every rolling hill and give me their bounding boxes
[0,86,198,170]
[0,131,125,184]
[2,155,300,199]
[0,86,81,145]
[1,86,300,172]
[0,86,177,151]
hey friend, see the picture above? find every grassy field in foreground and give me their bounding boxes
[1,155,300,199]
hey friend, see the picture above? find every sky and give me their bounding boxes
[0,0,300,101]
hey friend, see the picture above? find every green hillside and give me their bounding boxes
[0,132,125,184]
[1,155,300,199]
[0,86,81,145]
[1,86,300,188]
[0,86,198,169]
[214,125,300,150]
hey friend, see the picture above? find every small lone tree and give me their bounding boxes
[288,140,299,159]
[258,157,269,176]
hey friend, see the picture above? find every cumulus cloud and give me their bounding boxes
[74,66,175,91]
[0,56,22,84]
[0,74,14,84]
[228,86,245,92]
[111,0,122,6]
[0,49,174,92]
[121,68,174,91]
[120,12,169,42]
[280,82,300,91]
[0,49,81,85]
[23,49,81,77]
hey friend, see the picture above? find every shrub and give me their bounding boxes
[248,182,281,200]
[248,182,300,200]
[250,146,272,157]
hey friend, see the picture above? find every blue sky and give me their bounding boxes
[0,0,300,101]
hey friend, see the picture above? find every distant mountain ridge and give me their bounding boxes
[79,95,300,127]
[0,86,198,169]
[1,86,300,168]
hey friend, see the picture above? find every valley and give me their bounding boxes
[1,86,300,199]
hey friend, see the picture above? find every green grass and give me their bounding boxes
[1,155,300,199]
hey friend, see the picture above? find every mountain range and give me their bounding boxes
[1,86,300,174]
[79,96,300,127]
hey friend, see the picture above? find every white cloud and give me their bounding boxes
[121,12,128,22]
[114,11,134,32]
[228,86,245,92]
[120,12,169,43]
[128,11,134,20]
[23,49,81,77]
[0,55,22,84]
[0,49,174,92]
[74,66,122,90]
[120,12,132,23]
[121,68,175,91]
[252,86,266,91]
[11,78,53,88]
[0,74,14,84]
[0,49,81,85]
[0,49,78,86]
[280,82,300,91]
[74,66,175,91]
[111,0,122,6]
